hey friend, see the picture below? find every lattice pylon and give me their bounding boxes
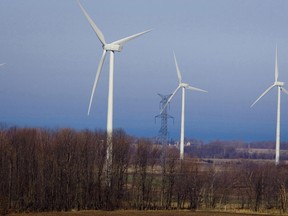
[155,93,174,144]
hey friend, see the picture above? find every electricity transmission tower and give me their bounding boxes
[155,93,174,144]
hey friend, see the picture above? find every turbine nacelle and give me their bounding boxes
[275,81,284,87]
[180,83,189,88]
[104,44,123,52]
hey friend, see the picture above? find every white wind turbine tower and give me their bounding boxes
[161,52,207,160]
[77,0,151,182]
[251,47,288,165]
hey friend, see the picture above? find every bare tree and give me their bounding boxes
[130,139,160,209]
[160,147,178,209]
[273,164,288,213]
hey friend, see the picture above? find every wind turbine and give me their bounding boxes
[77,0,151,183]
[161,52,207,160]
[251,47,288,165]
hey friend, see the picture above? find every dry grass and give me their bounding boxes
[7,210,284,216]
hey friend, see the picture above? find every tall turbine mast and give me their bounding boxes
[161,52,207,160]
[77,0,151,185]
[251,47,288,165]
[155,93,174,145]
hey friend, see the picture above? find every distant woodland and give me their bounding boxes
[1,127,288,214]
[185,139,288,160]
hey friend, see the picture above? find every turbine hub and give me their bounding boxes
[275,81,285,87]
[181,83,189,88]
[104,44,123,52]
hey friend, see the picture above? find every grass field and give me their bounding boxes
[7,210,283,216]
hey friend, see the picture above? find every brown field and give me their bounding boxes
[7,210,283,216]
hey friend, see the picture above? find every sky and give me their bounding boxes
[1,0,288,142]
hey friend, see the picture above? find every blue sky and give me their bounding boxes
[1,0,288,142]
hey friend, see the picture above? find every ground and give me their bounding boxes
[7,210,284,216]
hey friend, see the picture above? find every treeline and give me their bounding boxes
[1,127,288,213]
[185,140,288,160]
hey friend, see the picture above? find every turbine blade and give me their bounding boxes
[173,52,182,84]
[160,85,181,114]
[0,63,5,67]
[275,45,278,82]
[281,87,288,95]
[87,50,107,115]
[250,84,275,108]
[77,0,106,46]
[187,85,208,93]
[111,29,152,46]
